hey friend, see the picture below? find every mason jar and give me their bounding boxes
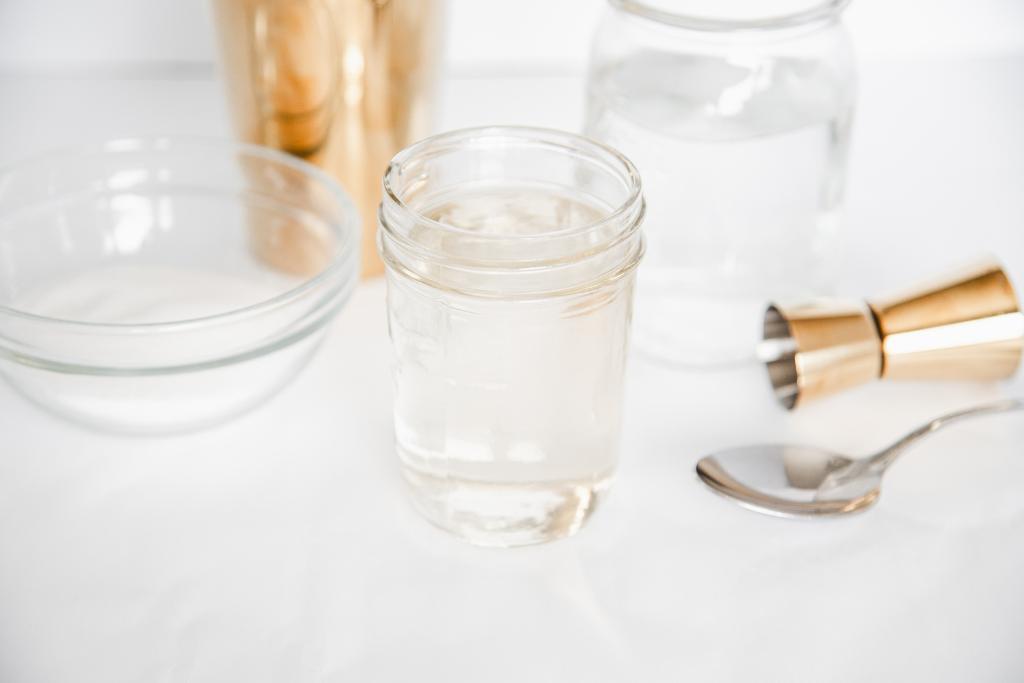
[378,127,644,547]
[585,0,856,366]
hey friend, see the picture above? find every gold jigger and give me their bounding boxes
[764,259,1024,409]
[212,0,442,278]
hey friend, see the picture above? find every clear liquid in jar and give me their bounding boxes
[386,186,634,546]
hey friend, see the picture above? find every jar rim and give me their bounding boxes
[378,126,645,299]
[380,126,643,247]
[608,0,850,32]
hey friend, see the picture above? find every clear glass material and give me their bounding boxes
[379,127,644,547]
[585,0,856,366]
[0,139,360,433]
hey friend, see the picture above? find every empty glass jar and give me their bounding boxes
[586,0,856,365]
[379,127,644,547]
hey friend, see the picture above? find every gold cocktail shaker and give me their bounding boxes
[211,0,442,277]
[764,259,1024,408]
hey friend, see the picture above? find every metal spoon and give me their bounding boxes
[695,398,1024,517]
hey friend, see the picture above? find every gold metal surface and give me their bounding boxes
[869,259,1024,380]
[764,300,882,409]
[764,259,1024,409]
[212,0,442,277]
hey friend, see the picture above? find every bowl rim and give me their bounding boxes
[0,137,361,334]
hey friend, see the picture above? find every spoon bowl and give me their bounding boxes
[696,446,877,518]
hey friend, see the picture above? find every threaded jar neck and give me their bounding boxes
[378,126,644,299]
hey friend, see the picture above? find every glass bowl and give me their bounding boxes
[0,139,360,433]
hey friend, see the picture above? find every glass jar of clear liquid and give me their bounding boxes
[585,0,855,365]
[379,127,644,547]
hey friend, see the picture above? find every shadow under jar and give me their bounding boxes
[379,127,645,547]
[586,0,856,366]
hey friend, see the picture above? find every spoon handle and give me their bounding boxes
[867,397,1024,473]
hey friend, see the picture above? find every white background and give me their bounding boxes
[1,2,1024,682]
[1,0,1024,72]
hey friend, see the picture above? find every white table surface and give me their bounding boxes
[1,58,1023,682]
